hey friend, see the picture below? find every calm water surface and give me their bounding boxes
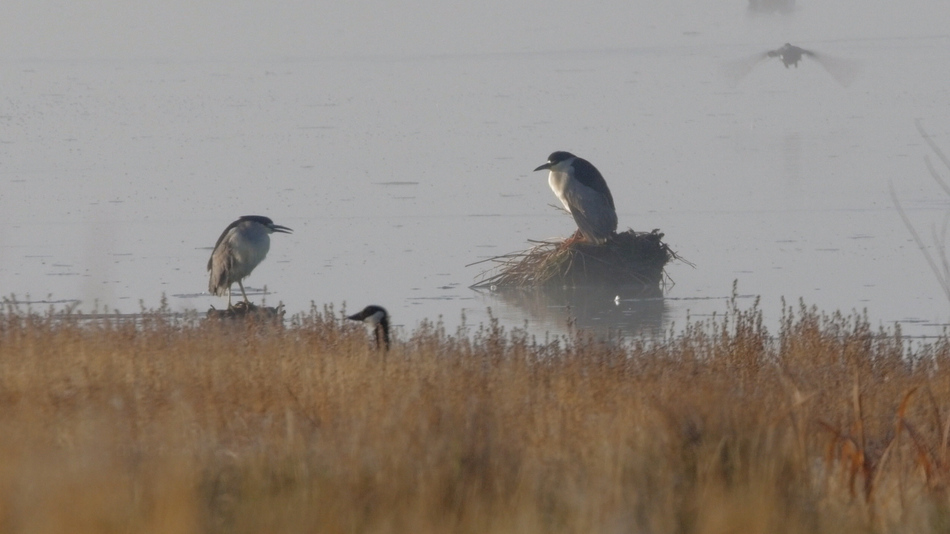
[2,1,950,340]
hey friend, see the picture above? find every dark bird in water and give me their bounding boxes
[534,151,618,244]
[347,305,390,351]
[208,215,293,308]
[723,43,860,87]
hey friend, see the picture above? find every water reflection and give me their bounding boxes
[480,285,667,338]
[747,0,795,14]
[782,131,803,183]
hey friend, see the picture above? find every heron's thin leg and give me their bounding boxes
[238,280,250,305]
[227,286,233,309]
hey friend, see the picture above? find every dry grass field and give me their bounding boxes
[1,295,950,533]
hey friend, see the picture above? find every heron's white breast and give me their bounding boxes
[547,170,573,213]
[228,224,271,278]
[364,310,386,325]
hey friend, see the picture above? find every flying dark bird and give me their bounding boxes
[723,43,860,87]
[534,151,618,244]
[208,215,293,308]
[347,305,390,351]
[767,43,812,68]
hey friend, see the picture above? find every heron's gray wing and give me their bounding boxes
[722,52,771,83]
[811,53,861,87]
[570,158,616,210]
[561,185,618,242]
[208,220,240,271]
[208,230,236,295]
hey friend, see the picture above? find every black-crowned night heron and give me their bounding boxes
[208,215,293,308]
[766,43,814,68]
[534,151,618,244]
[347,305,390,351]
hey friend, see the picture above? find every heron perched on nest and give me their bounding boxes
[347,305,390,351]
[208,215,293,308]
[534,151,618,244]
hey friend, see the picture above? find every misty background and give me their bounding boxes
[1,0,949,339]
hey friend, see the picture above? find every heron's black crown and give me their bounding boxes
[546,151,577,165]
[238,215,276,226]
[348,305,388,322]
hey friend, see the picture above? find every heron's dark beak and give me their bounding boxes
[347,311,372,322]
[534,162,553,172]
[271,224,293,234]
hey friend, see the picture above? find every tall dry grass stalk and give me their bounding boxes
[1,295,950,533]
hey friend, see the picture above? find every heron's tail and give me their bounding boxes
[209,266,230,296]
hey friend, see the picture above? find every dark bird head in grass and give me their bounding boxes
[347,305,390,351]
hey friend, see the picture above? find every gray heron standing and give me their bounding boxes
[208,215,293,308]
[347,305,390,351]
[534,151,618,244]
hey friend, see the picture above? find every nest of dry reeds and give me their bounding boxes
[471,229,682,289]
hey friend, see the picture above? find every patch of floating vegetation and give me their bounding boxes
[471,229,688,290]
